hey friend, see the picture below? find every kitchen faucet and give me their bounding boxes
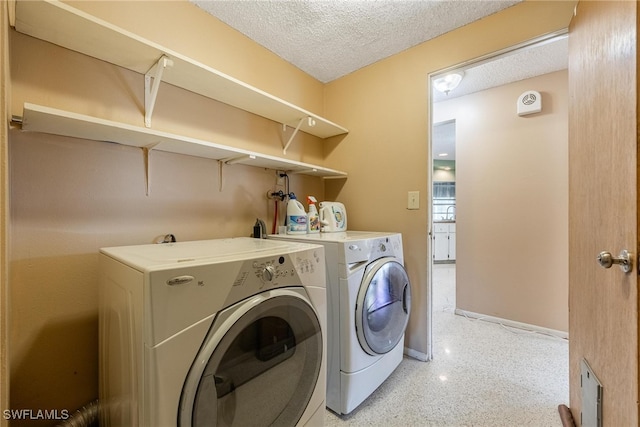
[446,205,456,220]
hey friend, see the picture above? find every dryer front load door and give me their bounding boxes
[355,258,411,355]
[179,289,322,427]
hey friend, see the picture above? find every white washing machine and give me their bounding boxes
[98,237,326,427]
[269,231,411,415]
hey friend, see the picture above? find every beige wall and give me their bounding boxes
[67,0,325,116]
[7,1,328,419]
[324,1,576,356]
[5,0,577,418]
[8,130,324,417]
[435,70,568,332]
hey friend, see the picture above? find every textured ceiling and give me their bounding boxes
[432,35,568,103]
[191,0,522,83]
[190,1,569,161]
[431,34,567,159]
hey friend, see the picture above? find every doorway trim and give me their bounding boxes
[425,29,569,361]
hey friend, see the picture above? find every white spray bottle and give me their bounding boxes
[307,196,320,233]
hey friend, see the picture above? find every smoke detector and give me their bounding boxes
[517,90,542,116]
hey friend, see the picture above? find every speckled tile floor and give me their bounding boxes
[325,264,569,427]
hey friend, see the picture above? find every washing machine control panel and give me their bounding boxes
[372,236,405,260]
[215,248,324,308]
[248,249,323,287]
[260,264,277,282]
[251,256,296,284]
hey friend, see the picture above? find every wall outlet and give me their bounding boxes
[408,191,420,210]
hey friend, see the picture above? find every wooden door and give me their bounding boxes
[568,1,638,425]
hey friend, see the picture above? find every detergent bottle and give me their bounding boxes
[307,196,320,233]
[286,194,308,234]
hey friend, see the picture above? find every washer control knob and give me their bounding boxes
[379,243,387,252]
[262,265,276,282]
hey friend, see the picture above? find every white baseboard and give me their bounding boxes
[404,347,430,362]
[454,308,568,340]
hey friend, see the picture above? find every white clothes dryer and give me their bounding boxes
[269,231,411,415]
[98,237,326,427]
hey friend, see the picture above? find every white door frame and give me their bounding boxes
[425,30,568,360]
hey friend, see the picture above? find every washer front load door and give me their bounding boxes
[355,258,411,355]
[179,289,322,427]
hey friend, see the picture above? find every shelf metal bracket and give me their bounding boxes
[144,55,173,128]
[218,155,257,192]
[282,116,316,155]
[218,160,224,192]
[142,142,159,196]
[289,168,318,175]
[224,154,256,165]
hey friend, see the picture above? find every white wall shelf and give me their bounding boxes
[13,0,349,144]
[18,103,348,192]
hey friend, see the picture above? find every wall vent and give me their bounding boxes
[581,358,603,427]
[517,90,542,116]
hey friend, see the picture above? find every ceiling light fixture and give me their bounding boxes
[438,153,449,157]
[433,71,464,95]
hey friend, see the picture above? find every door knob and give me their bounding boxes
[597,249,633,273]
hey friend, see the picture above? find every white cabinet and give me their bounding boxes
[449,224,456,260]
[433,222,456,262]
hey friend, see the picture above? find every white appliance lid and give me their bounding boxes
[100,237,320,271]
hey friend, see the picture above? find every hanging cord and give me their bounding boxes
[281,173,290,227]
[268,173,289,233]
[272,199,278,234]
[283,173,290,196]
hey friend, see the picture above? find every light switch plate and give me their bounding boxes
[408,191,419,210]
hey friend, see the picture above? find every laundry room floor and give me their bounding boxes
[325,263,569,427]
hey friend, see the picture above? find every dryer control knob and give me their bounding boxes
[379,243,387,252]
[262,265,276,282]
